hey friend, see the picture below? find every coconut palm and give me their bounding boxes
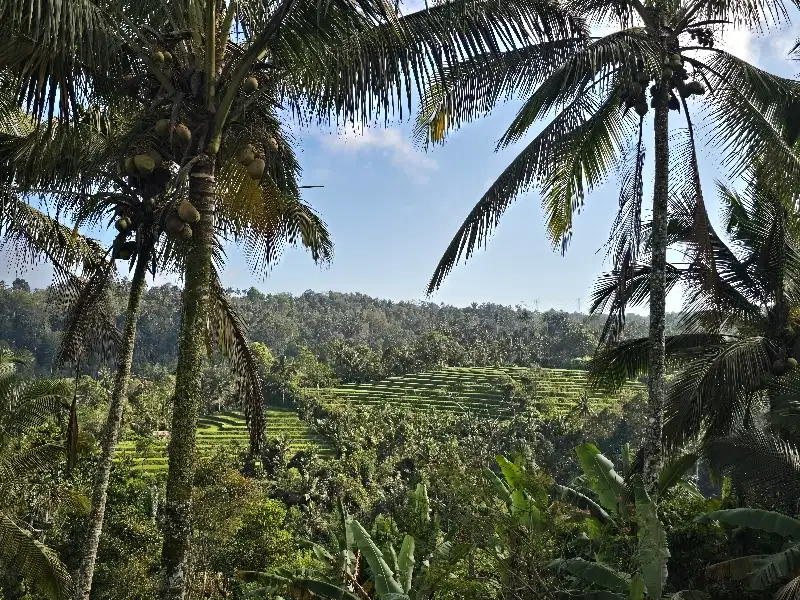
[0,350,74,600]
[590,165,800,460]
[0,1,581,596]
[417,0,800,489]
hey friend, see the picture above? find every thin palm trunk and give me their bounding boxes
[160,157,216,600]
[73,241,150,600]
[644,86,670,493]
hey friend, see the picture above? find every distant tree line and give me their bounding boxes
[0,279,681,381]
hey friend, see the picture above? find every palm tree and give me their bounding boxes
[0,351,74,600]
[590,165,800,456]
[417,0,800,489]
[0,1,580,596]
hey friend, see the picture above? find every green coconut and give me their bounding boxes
[124,157,136,175]
[774,359,787,375]
[174,124,192,145]
[634,102,649,117]
[686,80,706,95]
[636,71,650,84]
[669,96,680,111]
[146,149,164,168]
[115,217,129,233]
[134,154,156,176]
[177,200,200,224]
[237,146,256,165]
[179,225,193,240]
[243,76,259,94]
[163,51,173,62]
[662,67,673,79]
[116,248,132,261]
[155,119,171,138]
[629,82,643,96]
[788,357,799,370]
[266,136,279,153]
[247,158,266,180]
[165,214,185,237]
[152,50,165,64]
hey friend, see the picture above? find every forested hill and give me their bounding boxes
[0,277,681,375]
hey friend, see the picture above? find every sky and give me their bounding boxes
[3,13,800,314]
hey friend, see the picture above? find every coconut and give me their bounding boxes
[789,357,799,370]
[165,214,185,236]
[115,217,129,233]
[686,80,706,95]
[179,225,193,240]
[152,50,165,63]
[266,136,279,153]
[174,124,192,145]
[634,102,649,117]
[669,53,682,66]
[669,96,680,111]
[774,359,787,375]
[662,67,673,79]
[237,146,256,165]
[124,157,136,175]
[155,119,171,138]
[247,158,266,180]
[177,200,200,224]
[146,149,164,168]
[243,76,259,94]
[624,96,637,109]
[636,71,650,84]
[134,154,156,176]
[117,248,132,261]
[163,51,173,62]
[629,82,643,96]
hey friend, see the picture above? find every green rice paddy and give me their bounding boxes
[115,408,332,472]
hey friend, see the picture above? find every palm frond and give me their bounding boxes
[588,334,725,392]
[706,428,800,497]
[664,336,772,449]
[210,269,264,455]
[0,512,72,600]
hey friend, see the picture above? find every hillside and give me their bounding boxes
[115,409,333,472]
[319,366,644,418]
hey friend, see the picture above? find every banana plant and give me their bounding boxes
[483,454,549,528]
[697,509,800,597]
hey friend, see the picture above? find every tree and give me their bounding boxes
[0,351,73,600]
[591,169,800,453]
[418,0,799,490]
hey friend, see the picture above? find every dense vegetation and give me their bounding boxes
[2,0,800,599]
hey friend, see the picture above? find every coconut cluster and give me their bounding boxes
[235,140,278,181]
[619,54,706,118]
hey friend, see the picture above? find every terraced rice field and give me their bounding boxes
[116,408,332,472]
[320,366,645,418]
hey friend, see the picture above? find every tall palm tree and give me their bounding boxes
[590,167,800,456]
[418,0,800,489]
[0,1,580,597]
[0,350,74,600]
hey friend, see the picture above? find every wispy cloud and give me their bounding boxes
[317,124,437,184]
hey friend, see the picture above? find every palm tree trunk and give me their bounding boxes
[644,89,670,494]
[160,157,216,600]
[73,243,150,600]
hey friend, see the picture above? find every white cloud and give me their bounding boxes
[317,124,437,184]
[717,26,759,66]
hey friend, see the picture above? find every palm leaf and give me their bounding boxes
[209,269,264,455]
[0,513,72,600]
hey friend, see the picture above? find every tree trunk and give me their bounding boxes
[160,157,216,600]
[644,85,670,495]
[73,241,150,600]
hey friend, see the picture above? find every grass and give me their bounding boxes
[115,407,333,472]
[318,366,645,419]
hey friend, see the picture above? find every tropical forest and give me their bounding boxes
[2,0,800,599]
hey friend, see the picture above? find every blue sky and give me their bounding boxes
[4,16,800,313]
